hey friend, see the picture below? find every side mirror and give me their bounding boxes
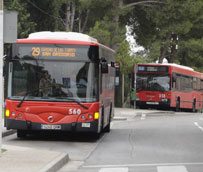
[115,62,120,77]
[3,55,7,60]
[3,55,8,77]
[101,58,108,73]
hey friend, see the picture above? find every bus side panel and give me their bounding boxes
[170,91,202,110]
[99,66,115,130]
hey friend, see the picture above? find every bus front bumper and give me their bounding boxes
[136,100,170,109]
[5,118,99,133]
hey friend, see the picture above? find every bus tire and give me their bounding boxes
[104,105,112,133]
[192,100,196,113]
[176,98,180,112]
[94,111,104,139]
[104,116,111,133]
[17,130,27,138]
[100,108,104,133]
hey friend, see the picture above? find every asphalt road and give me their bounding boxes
[3,111,203,172]
[70,112,203,172]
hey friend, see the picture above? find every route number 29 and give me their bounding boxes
[32,47,40,56]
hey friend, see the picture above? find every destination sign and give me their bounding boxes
[138,65,168,72]
[31,47,76,57]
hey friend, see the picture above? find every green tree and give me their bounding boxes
[128,0,203,70]
[116,41,135,74]
[26,0,60,32]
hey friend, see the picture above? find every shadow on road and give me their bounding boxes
[15,131,104,143]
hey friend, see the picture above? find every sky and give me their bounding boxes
[126,25,144,53]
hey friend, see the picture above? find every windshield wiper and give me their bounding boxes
[17,86,52,108]
[71,99,88,110]
[17,88,88,110]
[55,97,88,109]
[17,92,29,108]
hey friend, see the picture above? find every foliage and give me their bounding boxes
[178,39,203,70]
[26,0,61,32]
[88,20,126,49]
[88,21,112,47]
[116,41,133,74]
[4,0,36,38]
[128,0,203,71]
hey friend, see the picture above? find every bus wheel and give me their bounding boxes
[104,116,111,133]
[176,99,180,112]
[192,101,196,113]
[94,114,104,139]
[104,105,112,133]
[17,130,27,138]
[100,110,104,133]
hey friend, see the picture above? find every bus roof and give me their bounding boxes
[27,31,98,43]
[16,32,99,46]
[144,63,194,71]
[16,31,115,54]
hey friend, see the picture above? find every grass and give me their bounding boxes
[1,149,7,153]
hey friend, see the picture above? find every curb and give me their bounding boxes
[113,117,127,121]
[39,153,69,172]
[135,111,175,115]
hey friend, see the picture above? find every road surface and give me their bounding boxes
[3,110,203,172]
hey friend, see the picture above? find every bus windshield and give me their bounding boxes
[8,59,98,103]
[136,73,171,92]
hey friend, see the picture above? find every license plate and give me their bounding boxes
[146,102,159,105]
[82,123,90,128]
[41,124,61,130]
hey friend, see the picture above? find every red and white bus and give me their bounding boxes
[132,63,203,112]
[4,31,116,137]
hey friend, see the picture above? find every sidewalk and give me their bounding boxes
[1,119,69,172]
[114,107,174,119]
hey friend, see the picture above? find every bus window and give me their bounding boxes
[176,77,181,90]
[193,77,197,90]
[201,79,203,91]
[197,78,201,90]
[172,73,176,89]
[137,74,170,92]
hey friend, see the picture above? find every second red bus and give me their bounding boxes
[132,63,203,112]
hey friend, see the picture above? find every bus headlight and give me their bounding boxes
[161,99,168,102]
[6,109,10,117]
[88,114,93,119]
[12,112,16,117]
[94,112,99,120]
[136,97,140,101]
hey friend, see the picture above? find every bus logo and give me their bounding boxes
[48,116,54,123]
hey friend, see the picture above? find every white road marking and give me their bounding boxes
[194,122,203,132]
[83,162,203,168]
[157,166,188,172]
[99,167,128,172]
[141,114,146,120]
